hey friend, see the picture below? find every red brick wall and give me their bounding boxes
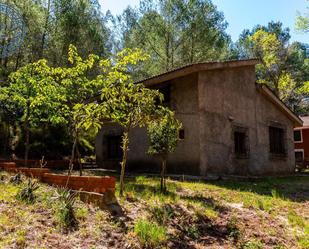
[0,161,115,193]
[295,128,309,161]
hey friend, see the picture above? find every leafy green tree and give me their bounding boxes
[50,45,101,175]
[234,22,309,114]
[248,30,309,109]
[0,60,63,164]
[147,110,181,192]
[295,0,309,33]
[114,0,230,78]
[76,49,163,196]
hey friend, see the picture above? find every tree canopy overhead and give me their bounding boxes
[113,0,231,79]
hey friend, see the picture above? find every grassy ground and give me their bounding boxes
[0,170,308,249]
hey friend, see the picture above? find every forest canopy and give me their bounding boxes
[0,0,308,158]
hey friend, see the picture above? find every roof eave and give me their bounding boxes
[139,59,259,87]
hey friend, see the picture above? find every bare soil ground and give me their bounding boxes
[0,170,308,249]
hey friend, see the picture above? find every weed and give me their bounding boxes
[76,207,89,220]
[53,188,78,231]
[240,240,264,249]
[256,198,273,212]
[149,203,174,225]
[10,173,22,185]
[134,219,167,248]
[226,215,241,241]
[184,224,200,239]
[287,210,305,228]
[16,179,39,204]
[15,229,27,248]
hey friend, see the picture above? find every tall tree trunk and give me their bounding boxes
[66,135,77,187]
[76,143,83,176]
[119,129,130,197]
[24,104,30,167]
[160,157,167,193]
[40,0,51,59]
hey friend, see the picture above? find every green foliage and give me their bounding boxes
[147,110,181,157]
[237,23,309,114]
[134,219,167,248]
[149,203,174,225]
[114,0,231,78]
[147,109,181,192]
[16,179,39,204]
[76,48,166,196]
[240,240,264,249]
[226,215,241,241]
[53,188,78,231]
[287,210,305,228]
[295,1,309,34]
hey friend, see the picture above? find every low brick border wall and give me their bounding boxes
[0,162,17,170]
[0,161,115,194]
[42,174,115,193]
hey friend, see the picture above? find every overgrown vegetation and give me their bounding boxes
[16,179,39,204]
[134,219,168,247]
[0,169,308,248]
[53,188,78,231]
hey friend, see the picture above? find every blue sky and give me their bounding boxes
[99,0,308,44]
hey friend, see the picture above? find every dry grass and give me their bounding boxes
[0,170,308,248]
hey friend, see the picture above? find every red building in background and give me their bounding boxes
[294,116,309,168]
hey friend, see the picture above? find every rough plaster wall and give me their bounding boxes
[198,66,295,176]
[96,74,201,175]
[253,94,295,175]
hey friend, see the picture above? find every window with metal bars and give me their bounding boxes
[234,131,247,157]
[269,126,285,155]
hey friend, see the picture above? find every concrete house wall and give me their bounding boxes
[95,60,302,176]
[96,73,201,175]
[198,66,296,176]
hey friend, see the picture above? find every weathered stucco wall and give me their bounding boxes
[253,93,295,175]
[96,73,201,175]
[198,66,295,176]
[96,65,296,176]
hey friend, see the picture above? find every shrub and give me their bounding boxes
[10,173,22,185]
[134,219,167,248]
[240,240,264,249]
[287,210,305,228]
[226,215,241,241]
[53,188,78,231]
[149,203,174,225]
[76,207,89,221]
[16,179,39,203]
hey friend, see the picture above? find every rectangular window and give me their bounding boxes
[159,85,171,106]
[107,135,122,160]
[294,130,302,142]
[295,150,304,162]
[269,126,285,155]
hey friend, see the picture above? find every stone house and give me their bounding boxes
[95,59,302,176]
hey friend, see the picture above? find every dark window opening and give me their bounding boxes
[234,131,247,157]
[159,85,171,105]
[269,126,285,155]
[179,129,185,140]
[107,135,123,160]
[294,130,302,142]
[295,151,304,162]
